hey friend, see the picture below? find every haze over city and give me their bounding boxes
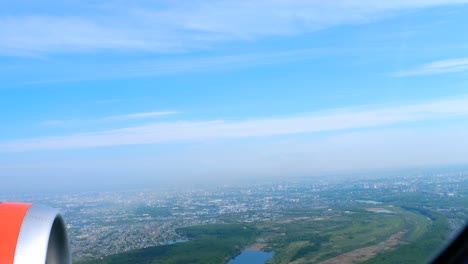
[1,0,468,192]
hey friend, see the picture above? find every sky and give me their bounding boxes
[1,0,468,192]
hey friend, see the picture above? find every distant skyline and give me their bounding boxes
[1,0,468,192]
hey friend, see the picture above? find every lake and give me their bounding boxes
[228,250,274,264]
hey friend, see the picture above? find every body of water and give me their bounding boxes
[228,250,274,264]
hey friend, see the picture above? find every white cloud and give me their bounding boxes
[41,111,177,126]
[1,0,468,55]
[102,111,178,121]
[115,49,326,79]
[7,48,332,84]
[84,99,129,105]
[393,57,468,76]
[3,97,468,152]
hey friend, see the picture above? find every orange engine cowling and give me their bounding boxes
[0,202,71,264]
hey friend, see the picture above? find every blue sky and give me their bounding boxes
[1,1,468,192]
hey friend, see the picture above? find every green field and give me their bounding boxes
[262,208,403,263]
[362,210,448,264]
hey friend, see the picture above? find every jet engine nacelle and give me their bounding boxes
[0,202,71,264]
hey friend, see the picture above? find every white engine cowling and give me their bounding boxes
[0,202,71,264]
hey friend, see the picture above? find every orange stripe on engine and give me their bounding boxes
[0,202,31,264]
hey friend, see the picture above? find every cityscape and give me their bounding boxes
[2,167,466,262]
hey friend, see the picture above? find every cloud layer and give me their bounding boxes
[394,58,468,76]
[2,0,468,55]
[41,111,178,126]
[2,97,468,152]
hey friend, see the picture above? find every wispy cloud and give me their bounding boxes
[41,111,177,126]
[2,0,468,56]
[393,57,468,76]
[8,48,333,84]
[102,111,178,121]
[5,97,468,152]
[84,99,129,105]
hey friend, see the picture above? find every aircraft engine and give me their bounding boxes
[0,202,71,264]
